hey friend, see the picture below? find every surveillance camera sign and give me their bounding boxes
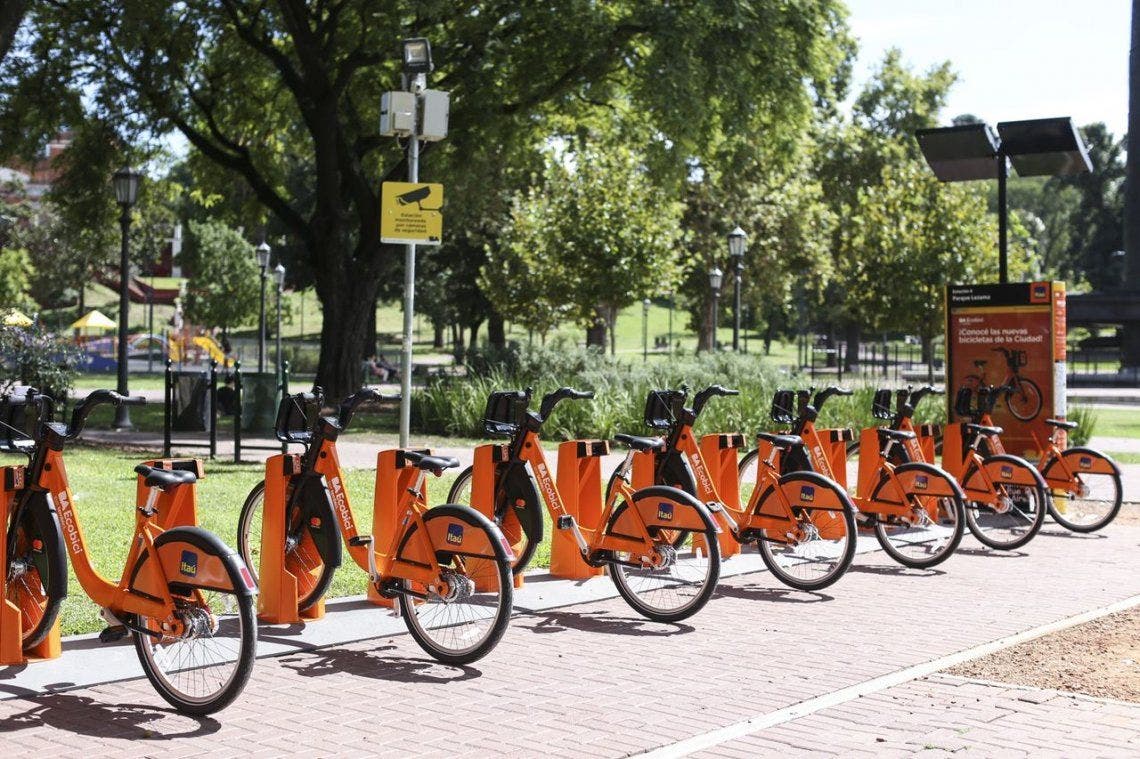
[381,182,443,245]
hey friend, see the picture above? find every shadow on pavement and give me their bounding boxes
[519,609,694,637]
[713,584,833,604]
[1035,528,1108,540]
[848,564,946,578]
[277,644,481,683]
[0,693,220,739]
[955,547,1029,558]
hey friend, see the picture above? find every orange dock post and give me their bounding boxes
[550,440,608,579]
[698,433,744,558]
[1,464,62,665]
[463,444,524,590]
[256,453,325,623]
[366,449,429,606]
[135,459,203,528]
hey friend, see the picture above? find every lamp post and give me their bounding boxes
[708,266,723,352]
[112,166,141,430]
[667,291,674,351]
[274,263,285,378]
[642,298,651,361]
[255,242,270,373]
[728,227,746,352]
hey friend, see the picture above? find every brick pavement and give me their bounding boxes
[3,524,1140,756]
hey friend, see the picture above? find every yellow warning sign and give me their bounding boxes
[381,182,443,245]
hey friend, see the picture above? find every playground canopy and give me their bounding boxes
[2,309,33,327]
[71,310,116,331]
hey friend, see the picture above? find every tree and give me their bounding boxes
[483,140,683,350]
[0,245,32,309]
[2,0,851,397]
[181,220,260,337]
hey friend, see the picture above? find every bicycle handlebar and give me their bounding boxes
[65,389,147,440]
[811,386,852,413]
[337,388,399,430]
[691,384,739,418]
[537,387,593,423]
[907,385,943,409]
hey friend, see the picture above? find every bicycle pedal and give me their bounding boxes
[98,625,129,644]
[556,515,575,530]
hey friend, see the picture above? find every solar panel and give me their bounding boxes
[997,117,1093,177]
[915,124,999,182]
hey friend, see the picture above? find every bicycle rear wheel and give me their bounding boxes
[605,465,691,548]
[134,583,257,715]
[754,472,856,591]
[1044,449,1122,533]
[964,456,1047,550]
[398,506,513,664]
[236,479,337,610]
[870,463,964,568]
[5,498,66,648]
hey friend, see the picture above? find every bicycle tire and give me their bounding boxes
[963,454,1048,550]
[1043,448,1122,533]
[399,505,513,664]
[447,464,539,575]
[6,494,67,648]
[134,570,257,715]
[868,462,965,569]
[604,465,691,548]
[1005,378,1042,422]
[605,486,720,623]
[753,471,857,591]
[236,479,337,610]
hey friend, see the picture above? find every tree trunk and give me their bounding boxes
[844,322,861,372]
[487,313,505,350]
[1123,0,1140,368]
[921,333,935,383]
[313,235,383,401]
[432,322,444,349]
[586,312,607,349]
[608,305,617,357]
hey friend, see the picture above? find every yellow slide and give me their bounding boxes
[191,335,231,366]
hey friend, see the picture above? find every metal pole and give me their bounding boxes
[147,281,154,375]
[113,205,133,429]
[258,268,267,373]
[998,152,1008,284]
[399,102,420,448]
[732,267,742,352]
[711,292,719,351]
[642,305,648,361]
[275,283,283,379]
[668,295,674,350]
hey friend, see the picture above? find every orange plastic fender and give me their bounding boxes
[1053,448,1120,477]
[891,463,964,499]
[397,505,514,566]
[607,485,718,537]
[981,454,1048,489]
[147,527,257,596]
[777,472,851,512]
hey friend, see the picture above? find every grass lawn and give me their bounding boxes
[1105,451,1140,464]
[3,445,477,636]
[1090,407,1140,439]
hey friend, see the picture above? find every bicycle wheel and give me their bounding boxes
[134,543,257,716]
[1044,448,1122,533]
[754,472,856,591]
[963,455,1047,550]
[605,465,691,548]
[236,479,337,610]
[447,464,539,575]
[1005,379,1042,422]
[5,497,67,648]
[398,505,513,664]
[738,448,760,506]
[869,463,965,568]
[605,486,720,622]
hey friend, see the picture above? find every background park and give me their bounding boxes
[2,0,1140,755]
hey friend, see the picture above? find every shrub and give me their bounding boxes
[0,325,82,401]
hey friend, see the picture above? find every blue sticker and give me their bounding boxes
[1079,456,1092,470]
[800,485,815,503]
[914,474,929,490]
[1000,465,1013,479]
[446,523,464,546]
[179,550,198,577]
[657,503,674,521]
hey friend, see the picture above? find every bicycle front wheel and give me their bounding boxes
[754,472,857,591]
[604,487,720,622]
[1006,379,1042,422]
[5,498,67,648]
[237,480,337,610]
[399,506,513,665]
[964,455,1047,550]
[447,465,539,575]
[135,584,257,715]
[1044,448,1122,533]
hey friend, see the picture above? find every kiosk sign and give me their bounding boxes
[945,282,1066,457]
[380,182,443,245]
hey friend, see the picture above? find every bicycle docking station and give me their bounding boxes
[258,452,326,624]
[551,440,608,580]
[697,433,745,559]
[1,464,61,666]
[365,448,432,607]
[469,444,526,590]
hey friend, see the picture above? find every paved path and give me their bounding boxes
[3,522,1140,756]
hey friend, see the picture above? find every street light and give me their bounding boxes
[642,298,651,361]
[112,166,141,430]
[728,227,747,352]
[667,291,674,352]
[274,263,286,377]
[255,242,270,373]
[708,266,723,352]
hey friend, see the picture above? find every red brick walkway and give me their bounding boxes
[3,524,1140,756]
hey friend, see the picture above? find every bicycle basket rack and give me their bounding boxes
[483,390,528,437]
[0,389,49,453]
[953,387,974,417]
[274,391,321,444]
[871,389,893,420]
[770,390,796,425]
[1012,349,1027,368]
[643,389,686,430]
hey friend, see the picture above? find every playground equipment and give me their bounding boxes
[163,359,289,462]
[236,389,515,664]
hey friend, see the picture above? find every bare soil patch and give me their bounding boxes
[947,605,1140,703]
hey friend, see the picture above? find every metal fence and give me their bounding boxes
[803,341,944,384]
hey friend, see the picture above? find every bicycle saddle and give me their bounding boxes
[963,423,1002,437]
[1044,418,1078,430]
[613,434,665,452]
[401,450,460,473]
[755,432,802,449]
[877,428,916,441]
[134,465,197,491]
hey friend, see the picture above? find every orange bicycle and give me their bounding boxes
[962,347,1042,421]
[447,388,722,621]
[236,389,514,664]
[741,386,965,570]
[1,389,257,714]
[605,385,859,591]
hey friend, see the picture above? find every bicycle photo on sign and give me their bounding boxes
[961,346,1042,422]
